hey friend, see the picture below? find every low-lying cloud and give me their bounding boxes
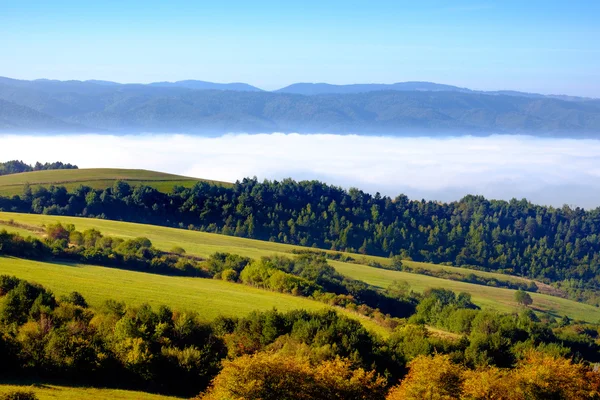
[2,133,600,208]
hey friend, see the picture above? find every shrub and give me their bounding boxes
[221,269,238,282]
[0,391,38,400]
[515,289,533,307]
[60,291,88,308]
[45,223,70,242]
[170,246,186,255]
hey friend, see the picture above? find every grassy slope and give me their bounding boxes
[0,382,181,400]
[329,261,599,321]
[0,211,541,284]
[0,256,385,337]
[0,168,231,196]
[1,212,598,322]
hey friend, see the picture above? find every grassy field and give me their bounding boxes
[0,256,387,336]
[0,211,541,284]
[329,261,600,321]
[0,212,598,322]
[0,168,231,196]
[0,382,181,400]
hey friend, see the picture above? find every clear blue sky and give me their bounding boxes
[1,0,599,96]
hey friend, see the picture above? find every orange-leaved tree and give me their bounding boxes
[198,351,387,400]
[388,350,600,400]
[386,354,465,400]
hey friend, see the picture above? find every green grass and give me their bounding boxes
[0,381,181,399]
[0,256,387,337]
[0,168,231,196]
[0,212,598,323]
[328,260,600,322]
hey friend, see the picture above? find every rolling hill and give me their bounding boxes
[0,382,181,400]
[0,99,83,132]
[0,168,229,196]
[1,211,598,322]
[275,81,473,95]
[1,77,599,135]
[148,80,263,91]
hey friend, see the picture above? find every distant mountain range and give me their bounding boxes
[0,76,599,136]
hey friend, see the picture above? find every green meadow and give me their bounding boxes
[0,256,387,336]
[0,382,181,400]
[0,211,598,323]
[0,168,230,196]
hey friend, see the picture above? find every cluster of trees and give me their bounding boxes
[0,276,224,396]
[387,351,600,400]
[1,178,600,296]
[232,254,416,318]
[0,160,77,176]
[0,391,37,400]
[0,226,413,321]
[0,226,205,277]
[2,276,600,398]
[199,350,600,400]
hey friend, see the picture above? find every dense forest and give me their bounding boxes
[1,178,600,295]
[0,160,78,176]
[2,275,600,399]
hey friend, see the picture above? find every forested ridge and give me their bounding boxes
[1,77,600,135]
[0,160,78,176]
[1,178,600,297]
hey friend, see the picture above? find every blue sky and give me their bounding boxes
[1,0,599,95]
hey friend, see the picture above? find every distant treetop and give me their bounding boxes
[0,160,78,176]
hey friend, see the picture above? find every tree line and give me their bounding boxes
[2,178,600,298]
[0,226,415,323]
[0,160,78,176]
[1,276,600,399]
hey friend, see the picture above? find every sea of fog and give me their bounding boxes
[2,133,600,209]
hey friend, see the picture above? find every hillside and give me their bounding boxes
[0,257,392,333]
[274,82,593,101]
[0,168,228,196]
[3,172,599,307]
[0,99,83,132]
[1,77,600,135]
[149,80,263,91]
[0,382,180,400]
[2,211,598,322]
[275,81,473,95]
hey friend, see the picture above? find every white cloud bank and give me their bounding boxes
[2,133,600,208]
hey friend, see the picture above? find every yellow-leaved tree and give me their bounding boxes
[388,350,600,400]
[386,354,464,400]
[198,352,387,400]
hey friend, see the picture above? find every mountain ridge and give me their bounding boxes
[0,76,599,136]
[2,76,596,100]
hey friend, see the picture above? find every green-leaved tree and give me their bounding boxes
[515,289,533,307]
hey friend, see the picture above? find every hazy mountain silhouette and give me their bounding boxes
[275,81,472,95]
[0,77,599,136]
[149,80,263,91]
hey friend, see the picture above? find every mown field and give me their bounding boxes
[1,212,599,322]
[0,382,181,400]
[0,168,230,196]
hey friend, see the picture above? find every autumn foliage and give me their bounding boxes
[388,350,600,400]
[386,354,464,400]
[198,352,387,400]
